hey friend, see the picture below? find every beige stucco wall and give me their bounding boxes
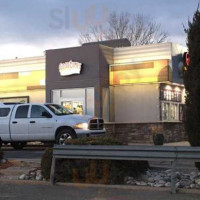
[0,56,45,103]
[0,89,45,103]
[110,83,160,123]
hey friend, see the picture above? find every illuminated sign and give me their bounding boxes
[59,60,82,76]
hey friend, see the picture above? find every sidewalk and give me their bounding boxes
[164,141,190,146]
[129,141,190,146]
[0,180,200,200]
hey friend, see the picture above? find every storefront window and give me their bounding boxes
[62,101,83,115]
[161,102,169,121]
[160,89,182,102]
[52,88,94,116]
[161,102,179,121]
[170,103,178,120]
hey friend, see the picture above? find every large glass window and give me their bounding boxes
[160,89,182,102]
[15,105,29,118]
[52,88,94,116]
[0,108,10,117]
[161,102,169,121]
[62,101,83,115]
[161,102,180,121]
[31,105,50,118]
[170,103,178,120]
[160,86,182,102]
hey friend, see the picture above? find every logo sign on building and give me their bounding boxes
[59,60,82,76]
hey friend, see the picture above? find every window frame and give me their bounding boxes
[160,101,181,122]
[160,89,182,102]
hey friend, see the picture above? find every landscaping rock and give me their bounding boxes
[147,177,154,183]
[165,182,171,187]
[165,169,171,174]
[154,183,164,187]
[179,179,191,188]
[18,174,26,180]
[190,184,196,189]
[24,175,30,180]
[146,171,151,176]
[136,181,147,186]
[154,175,161,181]
[36,174,43,181]
[176,182,180,188]
[147,182,154,187]
[125,169,200,190]
[158,180,166,185]
[194,176,200,185]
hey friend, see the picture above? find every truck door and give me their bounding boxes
[10,105,30,141]
[28,105,55,140]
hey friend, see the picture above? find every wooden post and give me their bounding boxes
[50,156,56,185]
[171,160,177,194]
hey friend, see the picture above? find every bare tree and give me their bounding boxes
[79,12,169,45]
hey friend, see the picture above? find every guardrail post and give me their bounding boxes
[171,160,177,194]
[50,156,56,185]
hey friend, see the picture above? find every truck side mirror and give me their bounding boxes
[42,111,52,118]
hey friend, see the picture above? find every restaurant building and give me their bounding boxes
[46,41,186,124]
[0,40,188,143]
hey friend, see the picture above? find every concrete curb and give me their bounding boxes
[0,179,200,194]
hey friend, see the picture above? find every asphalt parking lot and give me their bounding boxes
[0,181,200,200]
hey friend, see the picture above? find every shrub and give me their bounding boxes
[41,137,149,183]
[65,136,122,145]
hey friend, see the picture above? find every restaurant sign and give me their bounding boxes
[59,60,82,76]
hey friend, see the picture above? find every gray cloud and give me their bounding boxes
[0,0,199,58]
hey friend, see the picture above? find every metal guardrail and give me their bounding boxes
[50,145,200,194]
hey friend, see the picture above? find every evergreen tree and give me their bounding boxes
[184,7,200,146]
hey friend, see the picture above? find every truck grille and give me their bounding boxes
[89,118,104,130]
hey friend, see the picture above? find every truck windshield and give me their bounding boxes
[45,104,73,116]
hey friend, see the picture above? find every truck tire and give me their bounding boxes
[11,142,27,150]
[56,129,77,145]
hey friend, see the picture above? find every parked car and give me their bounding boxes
[0,103,105,149]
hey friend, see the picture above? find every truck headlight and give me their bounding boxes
[74,123,89,130]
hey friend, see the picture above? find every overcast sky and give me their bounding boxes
[0,0,199,59]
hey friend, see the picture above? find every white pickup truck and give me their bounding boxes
[0,103,105,149]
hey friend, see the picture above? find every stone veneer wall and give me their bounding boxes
[105,122,187,144]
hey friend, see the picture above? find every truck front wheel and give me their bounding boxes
[11,142,27,150]
[56,129,77,145]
